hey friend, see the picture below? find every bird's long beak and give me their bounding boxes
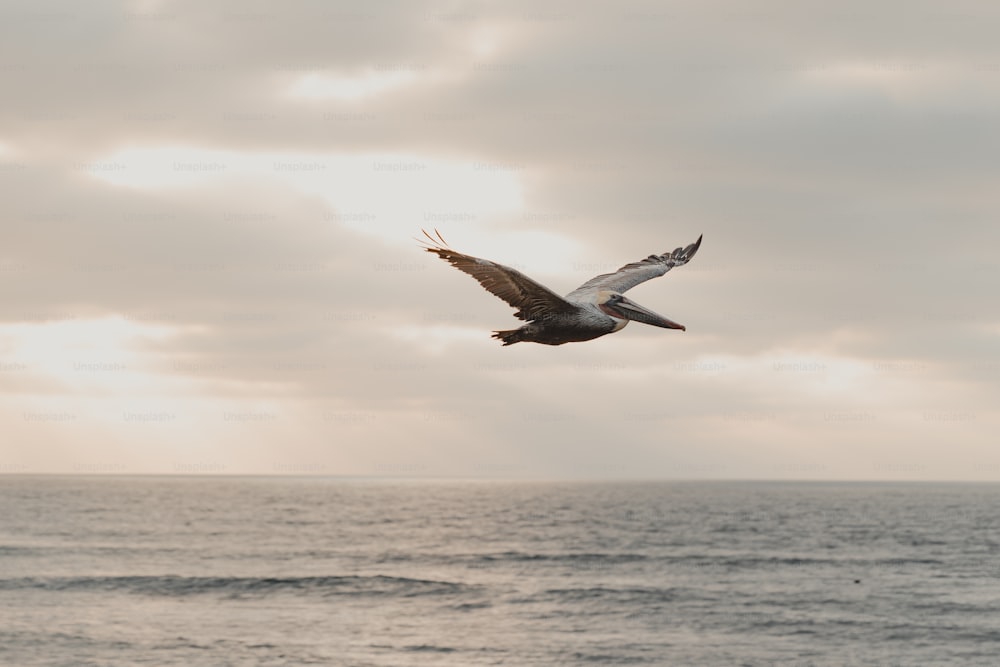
[615,296,686,331]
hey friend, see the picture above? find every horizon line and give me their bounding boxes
[0,473,997,484]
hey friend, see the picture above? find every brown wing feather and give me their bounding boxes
[419,229,575,321]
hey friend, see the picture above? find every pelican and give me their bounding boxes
[419,230,702,346]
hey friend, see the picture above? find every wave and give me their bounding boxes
[374,550,943,574]
[476,550,648,564]
[403,644,457,653]
[529,585,681,604]
[662,554,945,569]
[0,545,41,556]
[0,574,475,598]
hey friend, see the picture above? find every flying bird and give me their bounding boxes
[419,229,702,346]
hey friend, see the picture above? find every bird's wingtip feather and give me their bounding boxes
[416,228,450,251]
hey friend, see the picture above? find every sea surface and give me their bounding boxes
[1,477,998,666]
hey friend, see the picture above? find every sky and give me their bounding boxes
[2,0,998,479]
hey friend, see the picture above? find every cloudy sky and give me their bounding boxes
[2,0,998,479]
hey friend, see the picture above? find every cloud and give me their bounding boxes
[1,0,997,478]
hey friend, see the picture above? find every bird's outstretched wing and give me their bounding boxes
[419,229,577,322]
[566,234,702,300]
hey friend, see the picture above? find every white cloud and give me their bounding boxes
[88,145,526,245]
[287,69,425,101]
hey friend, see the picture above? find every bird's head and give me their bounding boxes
[597,291,686,331]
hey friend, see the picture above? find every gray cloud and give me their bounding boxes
[1,0,997,477]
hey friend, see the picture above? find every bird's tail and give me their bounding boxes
[491,329,523,346]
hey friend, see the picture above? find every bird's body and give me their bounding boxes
[419,230,702,346]
[492,303,624,345]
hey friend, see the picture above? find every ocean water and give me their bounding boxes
[1,478,998,666]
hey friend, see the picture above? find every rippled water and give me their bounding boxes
[1,477,998,665]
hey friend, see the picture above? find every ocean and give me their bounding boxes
[1,477,998,666]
